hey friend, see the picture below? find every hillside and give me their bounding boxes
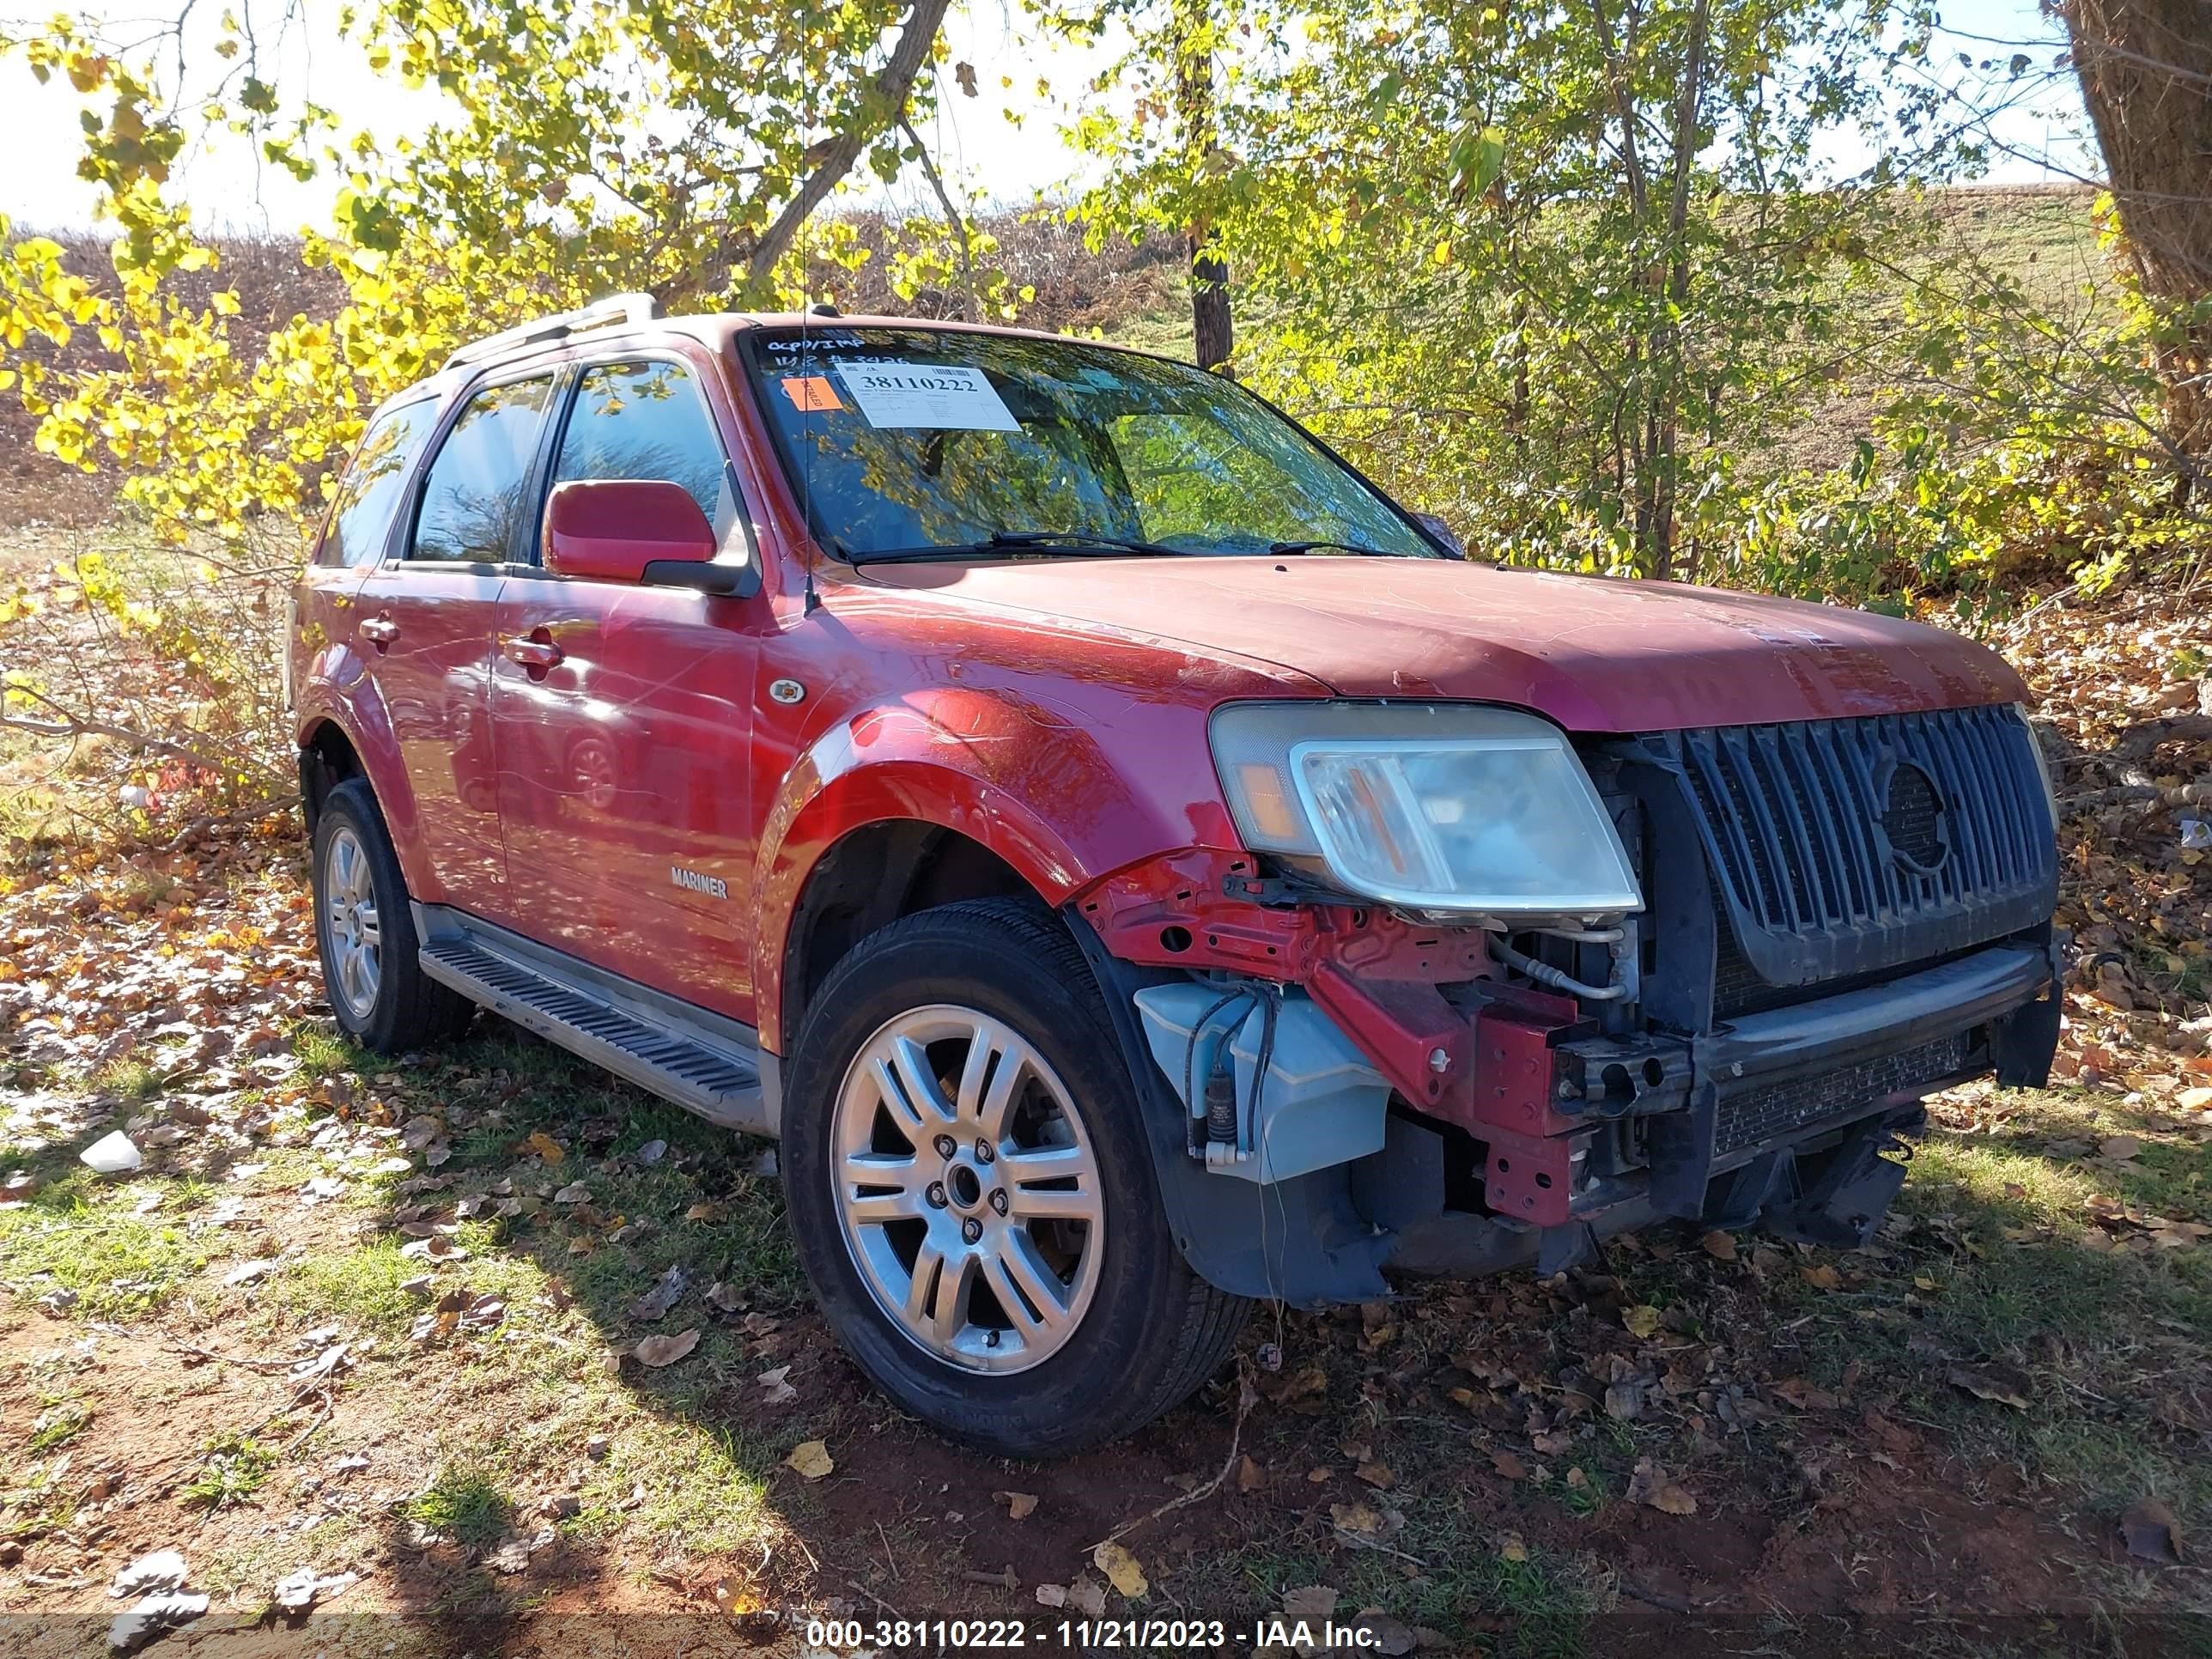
[0,186,2105,533]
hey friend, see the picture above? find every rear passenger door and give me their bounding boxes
[490,354,764,1021]
[353,369,560,913]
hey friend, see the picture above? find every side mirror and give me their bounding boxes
[1413,511,1468,559]
[544,478,734,587]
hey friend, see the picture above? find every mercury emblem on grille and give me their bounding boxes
[1878,757,1950,875]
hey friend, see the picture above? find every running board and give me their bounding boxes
[414,908,769,1134]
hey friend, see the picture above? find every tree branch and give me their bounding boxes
[1,684,286,788]
[742,0,953,296]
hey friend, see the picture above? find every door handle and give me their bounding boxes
[501,633,564,671]
[359,616,398,647]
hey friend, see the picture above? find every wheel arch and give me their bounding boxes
[774,816,1039,1057]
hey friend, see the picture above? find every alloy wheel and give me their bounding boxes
[830,1005,1104,1373]
[322,823,383,1021]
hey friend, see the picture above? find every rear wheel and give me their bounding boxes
[783,899,1249,1456]
[311,778,473,1054]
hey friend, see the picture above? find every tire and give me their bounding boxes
[311,777,475,1054]
[783,898,1250,1457]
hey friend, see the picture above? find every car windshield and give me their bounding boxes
[745,325,1438,562]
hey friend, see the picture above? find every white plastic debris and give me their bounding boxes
[81,1131,143,1175]
[2181,817,2211,851]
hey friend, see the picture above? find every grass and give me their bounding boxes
[180,1431,278,1510]
[25,1392,92,1454]
[0,1165,216,1316]
[1207,1488,1595,1659]
[404,1461,514,1547]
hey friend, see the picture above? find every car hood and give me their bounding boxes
[856,556,2027,732]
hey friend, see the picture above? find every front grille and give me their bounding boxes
[1647,704,2057,989]
[1717,1031,1970,1155]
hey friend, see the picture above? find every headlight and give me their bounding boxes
[1210,702,1642,916]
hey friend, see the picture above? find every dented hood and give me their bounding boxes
[859,556,2028,732]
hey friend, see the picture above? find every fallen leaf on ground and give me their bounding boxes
[996,1490,1038,1520]
[2120,1498,2183,1564]
[109,1550,187,1599]
[109,1591,208,1652]
[785,1440,834,1480]
[2100,1134,2142,1160]
[1066,1576,1108,1617]
[1331,1501,1383,1538]
[484,1526,556,1574]
[631,1329,699,1368]
[526,1132,564,1164]
[1772,1376,1840,1411]
[757,1364,796,1405]
[1235,1455,1264,1492]
[1801,1263,1844,1290]
[1034,1583,1066,1608]
[1352,1608,1417,1656]
[1622,1304,1662,1338]
[1356,1460,1396,1490]
[1700,1230,1738,1261]
[1498,1531,1528,1562]
[552,1182,592,1204]
[1092,1541,1146,1598]
[1490,1449,1528,1480]
[271,1567,359,1613]
[1627,1457,1698,1514]
[1281,1585,1339,1622]
[627,1263,688,1321]
[1947,1362,2032,1410]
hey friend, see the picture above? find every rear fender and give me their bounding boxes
[293,647,434,899]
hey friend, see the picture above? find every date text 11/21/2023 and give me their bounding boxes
[801,1616,1399,1650]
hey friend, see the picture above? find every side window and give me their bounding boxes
[319,401,433,568]
[553,360,738,538]
[411,375,557,563]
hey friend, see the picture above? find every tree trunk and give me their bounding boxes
[742,0,953,297]
[2060,0,2212,463]
[1175,0,1234,373]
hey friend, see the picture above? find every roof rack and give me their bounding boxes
[443,292,663,374]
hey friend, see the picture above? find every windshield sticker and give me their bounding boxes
[836,361,1020,432]
[778,374,844,413]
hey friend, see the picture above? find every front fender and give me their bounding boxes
[749,685,1224,1053]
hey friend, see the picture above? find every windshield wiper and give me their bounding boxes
[1267,539,1399,557]
[848,530,1190,566]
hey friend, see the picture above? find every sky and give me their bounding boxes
[0,0,2096,235]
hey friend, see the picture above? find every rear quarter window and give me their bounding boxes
[317,401,434,568]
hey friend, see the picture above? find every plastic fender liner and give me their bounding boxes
[1064,907,1392,1305]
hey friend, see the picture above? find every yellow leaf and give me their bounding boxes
[1622,1304,1662,1338]
[526,1131,564,1164]
[786,1440,835,1480]
[1092,1540,1146,1599]
[1432,238,1453,266]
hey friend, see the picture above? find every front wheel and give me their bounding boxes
[782,899,1249,1457]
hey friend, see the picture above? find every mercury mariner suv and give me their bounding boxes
[288,295,2062,1456]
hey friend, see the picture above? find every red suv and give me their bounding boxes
[289,296,2061,1456]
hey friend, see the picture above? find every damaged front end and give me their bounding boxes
[1069,701,2063,1304]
